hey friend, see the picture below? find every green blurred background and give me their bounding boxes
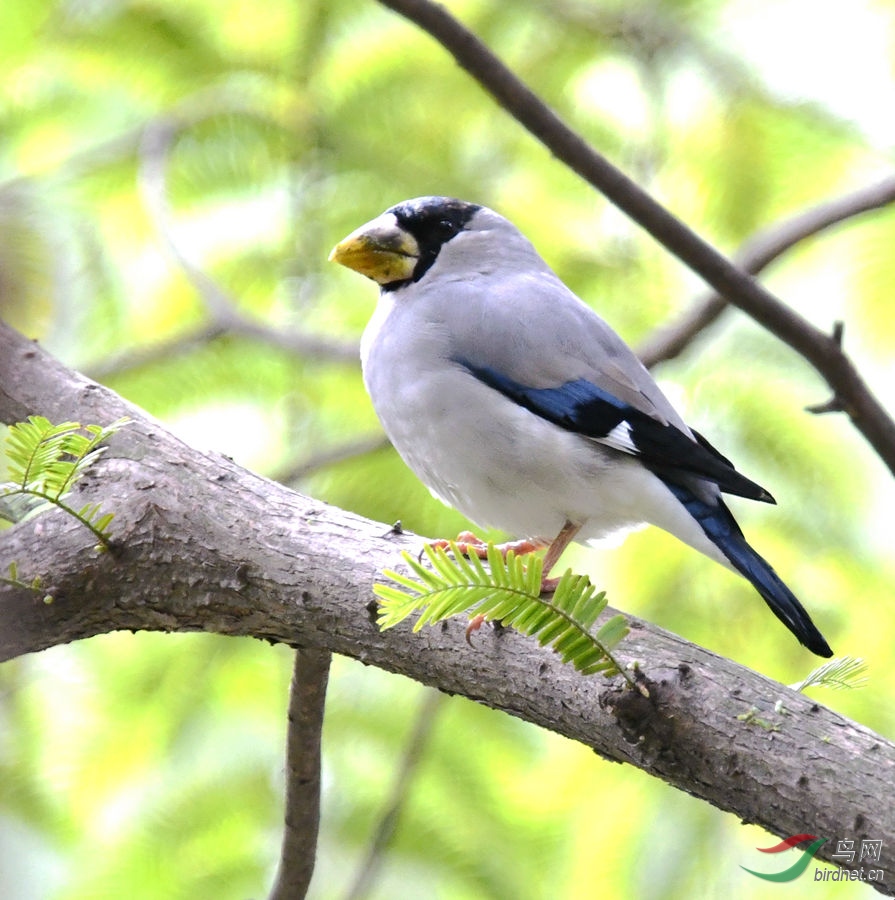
[1,0,894,897]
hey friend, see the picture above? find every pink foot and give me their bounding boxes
[429,531,548,560]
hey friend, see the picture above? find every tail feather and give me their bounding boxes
[666,483,833,657]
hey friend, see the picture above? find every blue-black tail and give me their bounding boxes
[666,483,833,657]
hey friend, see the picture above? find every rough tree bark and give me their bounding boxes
[1,319,893,894]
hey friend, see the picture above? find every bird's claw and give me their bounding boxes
[427,532,548,562]
[428,532,559,598]
[427,531,491,560]
[465,613,487,645]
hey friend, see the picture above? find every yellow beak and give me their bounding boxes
[328,213,420,285]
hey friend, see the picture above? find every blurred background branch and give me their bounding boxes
[343,690,445,900]
[638,173,895,367]
[137,106,358,364]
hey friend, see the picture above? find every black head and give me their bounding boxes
[385,197,481,289]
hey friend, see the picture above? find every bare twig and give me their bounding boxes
[343,690,445,900]
[83,323,230,381]
[377,0,895,476]
[84,318,360,383]
[276,434,392,484]
[806,322,850,414]
[269,647,332,900]
[638,174,895,367]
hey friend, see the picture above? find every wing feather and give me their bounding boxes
[455,359,774,503]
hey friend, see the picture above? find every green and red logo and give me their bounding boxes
[741,834,828,882]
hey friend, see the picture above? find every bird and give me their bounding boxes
[329,196,833,657]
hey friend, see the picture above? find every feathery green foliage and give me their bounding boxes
[792,656,869,693]
[376,542,643,693]
[0,415,130,547]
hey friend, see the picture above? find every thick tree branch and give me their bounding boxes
[376,0,895,477]
[0,320,892,892]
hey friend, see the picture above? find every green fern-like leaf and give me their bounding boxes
[791,656,868,693]
[375,542,642,693]
[0,416,130,545]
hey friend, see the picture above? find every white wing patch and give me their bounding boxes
[590,420,639,456]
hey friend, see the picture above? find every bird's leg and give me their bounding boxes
[539,520,583,594]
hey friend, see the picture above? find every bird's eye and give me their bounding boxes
[437,218,459,237]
